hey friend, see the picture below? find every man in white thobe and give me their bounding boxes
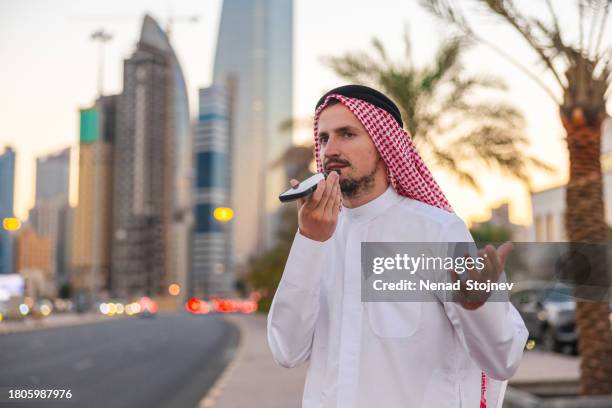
[267,85,529,408]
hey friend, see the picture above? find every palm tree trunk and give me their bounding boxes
[562,111,612,395]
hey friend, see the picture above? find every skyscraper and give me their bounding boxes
[15,226,53,298]
[111,15,192,298]
[191,84,234,297]
[29,147,71,285]
[0,146,16,274]
[35,149,70,202]
[72,95,117,297]
[213,0,294,265]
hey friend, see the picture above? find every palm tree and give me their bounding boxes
[421,0,612,395]
[308,34,553,192]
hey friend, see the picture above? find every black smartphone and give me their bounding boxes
[278,173,326,203]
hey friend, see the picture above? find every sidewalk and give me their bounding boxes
[510,349,579,385]
[199,313,308,408]
[201,313,579,408]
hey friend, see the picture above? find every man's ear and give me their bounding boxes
[377,155,388,171]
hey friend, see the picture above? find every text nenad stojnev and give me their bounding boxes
[371,279,515,292]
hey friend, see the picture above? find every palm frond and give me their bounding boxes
[475,0,566,87]
[402,22,413,65]
[371,38,390,66]
[430,145,481,191]
[319,29,553,192]
[420,36,465,94]
[420,0,564,102]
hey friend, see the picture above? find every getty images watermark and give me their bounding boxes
[361,242,612,303]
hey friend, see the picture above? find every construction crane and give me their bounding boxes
[82,11,199,93]
[90,29,113,97]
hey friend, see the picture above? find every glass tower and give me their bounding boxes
[191,84,234,297]
[213,0,294,265]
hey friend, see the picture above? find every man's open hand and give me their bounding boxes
[450,242,513,310]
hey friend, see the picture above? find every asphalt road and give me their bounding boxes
[0,313,240,408]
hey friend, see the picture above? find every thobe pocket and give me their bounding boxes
[366,301,421,338]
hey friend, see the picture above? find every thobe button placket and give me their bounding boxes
[336,222,366,408]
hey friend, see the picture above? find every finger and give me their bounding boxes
[306,179,327,208]
[316,171,337,211]
[497,241,513,268]
[323,182,337,216]
[297,196,306,209]
[484,245,501,281]
[288,179,306,208]
[323,172,339,215]
[468,248,485,281]
[490,246,504,281]
[475,248,486,271]
[478,246,491,281]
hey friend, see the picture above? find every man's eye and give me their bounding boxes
[343,132,354,138]
[320,137,328,144]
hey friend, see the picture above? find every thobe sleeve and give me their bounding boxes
[439,218,529,381]
[266,229,329,368]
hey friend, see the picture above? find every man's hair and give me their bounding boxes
[325,98,341,107]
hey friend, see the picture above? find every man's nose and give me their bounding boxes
[322,135,341,158]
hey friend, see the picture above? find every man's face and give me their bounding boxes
[318,103,386,198]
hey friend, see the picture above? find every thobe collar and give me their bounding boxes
[342,184,402,224]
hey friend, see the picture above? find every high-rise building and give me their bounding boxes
[0,146,16,274]
[213,0,294,265]
[111,15,192,298]
[29,147,71,285]
[71,95,117,296]
[16,227,52,277]
[191,84,234,297]
[35,149,70,202]
[16,226,55,298]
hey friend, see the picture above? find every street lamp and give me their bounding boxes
[213,207,234,223]
[168,283,180,296]
[2,217,21,232]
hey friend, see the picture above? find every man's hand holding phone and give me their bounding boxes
[289,171,341,242]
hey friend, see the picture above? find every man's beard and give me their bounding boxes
[339,160,382,198]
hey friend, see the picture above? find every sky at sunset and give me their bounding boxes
[1,0,610,225]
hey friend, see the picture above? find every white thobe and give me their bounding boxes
[267,185,529,408]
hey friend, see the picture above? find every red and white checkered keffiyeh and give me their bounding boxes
[313,93,454,213]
